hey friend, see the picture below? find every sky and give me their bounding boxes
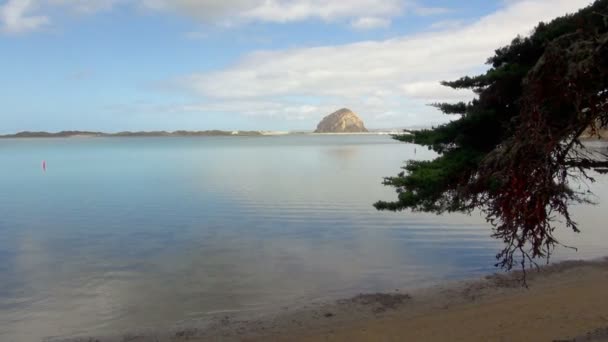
[0,0,597,133]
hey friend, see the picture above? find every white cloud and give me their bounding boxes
[0,0,460,35]
[0,0,49,34]
[429,19,465,30]
[241,0,403,23]
[139,0,406,28]
[0,0,426,33]
[175,101,325,120]
[139,0,256,23]
[401,81,474,101]
[351,17,391,30]
[0,0,118,34]
[1,0,596,128]
[171,0,592,127]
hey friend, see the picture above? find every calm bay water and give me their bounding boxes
[0,135,606,341]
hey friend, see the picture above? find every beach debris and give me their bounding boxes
[558,326,608,342]
[174,328,197,338]
[120,334,145,342]
[340,293,412,313]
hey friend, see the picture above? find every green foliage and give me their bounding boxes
[430,102,469,115]
[377,0,608,272]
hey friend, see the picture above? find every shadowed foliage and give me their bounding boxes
[376,0,608,273]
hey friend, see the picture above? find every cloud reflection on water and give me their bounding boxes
[0,136,605,341]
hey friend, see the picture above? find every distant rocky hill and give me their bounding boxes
[314,108,368,133]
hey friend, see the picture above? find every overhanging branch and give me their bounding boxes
[564,160,608,168]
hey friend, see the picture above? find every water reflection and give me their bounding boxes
[0,135,605,341]
[325,146,358,161]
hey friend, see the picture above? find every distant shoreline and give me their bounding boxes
[2,129,603,140]
[0,130,264,138]
[0,130,406,139]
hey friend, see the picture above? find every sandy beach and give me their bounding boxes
[61,258,608,342]
[266,259,608,342]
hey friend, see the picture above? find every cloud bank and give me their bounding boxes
[0,0,49,33]
[1,0,446,33]
[0,0,595,128]
[170,0,592,127]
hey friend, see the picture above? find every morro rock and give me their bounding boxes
[314,108,368,133]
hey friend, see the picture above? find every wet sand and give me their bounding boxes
[267,260,608,342]
[62,258,608,342]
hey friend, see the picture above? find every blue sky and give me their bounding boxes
[0,0,595,133]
